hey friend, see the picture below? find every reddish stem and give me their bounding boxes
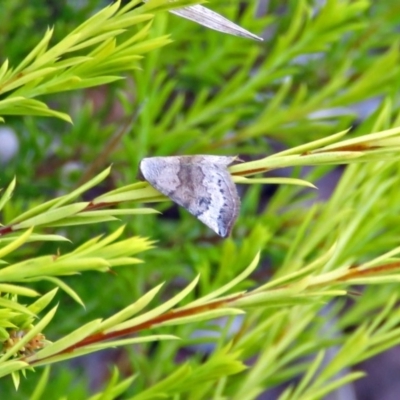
[29,293,244,365]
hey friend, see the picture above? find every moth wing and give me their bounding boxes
[191,166,239,237]
[140,158,181,197]
[139,156,240,237]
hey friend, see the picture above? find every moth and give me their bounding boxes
[170,5,263,42]
[139,155,240,237]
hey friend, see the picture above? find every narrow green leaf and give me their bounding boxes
[52,56,92,69]
[0,298,36,317]
[314,328,368,385]
[67,30,126,52]
[82,334,179,351]
[0,96,27,109]
[0,102,72,123]
[182,253,259,309]
[117,0,143,15]
[28,347,100,367]
[233,176,317,189]
[305,372,365,400]
[0,234,67,245]
[12,203,89,230]
[291,351,325,397]
[12,370,21,390]
[96,182,147,197]
[58,76,123,90]
[0,177,15,212]
[102,13,153,32]
[359,246,400,271]
[13,257,110,277]
[230,152,363,175]
[27,289,58,314]
[113,21,153,53]
[156,308,245,327]
[108,257,143,266]
[93,185,164,204]
[258,244,337,291]
[70,226,125,257]
[345,276,400,284]
[0,59,9,81]
[109,275,200,333]
[0,227,33,258]
[88,371,136,400]
[33,277,84,307]
[0,361,28,379]
[0,68,57,93]
[128,364,191,400]
[51,167,111,209]
[32,319,103,360]
[69,0,120,36]
[78,208,159,217]
[29,34,81,69]
[98,283,164,331]
[44,215,118,227]
[13,28,54,74]
[125,36,172,55]
[30,366,50,400]
[24,76,83,95]
[318,125,400,151]
[0,284,39,297]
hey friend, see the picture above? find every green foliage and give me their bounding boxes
[2,0,400,399]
